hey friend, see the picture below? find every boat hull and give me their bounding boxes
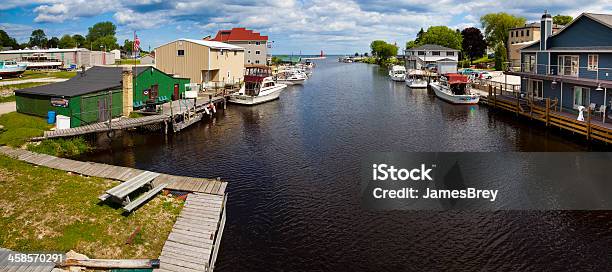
[389,75,405,82]
[0,64,27,77]
[277,79,305,85]
[406,79,428,88]
[430,83,480,104]
[228,86,285,105]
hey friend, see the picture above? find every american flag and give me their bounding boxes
[133,32,141,56]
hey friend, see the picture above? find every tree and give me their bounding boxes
[494,42,508,71]
[415,28,424,44]
[86,22,116,43]
[480,13,526,47]
[553,14,573,25]
[72,34,85,48]
[418,26,463,50]
[364,52,369,57]
[92,35,118,51]
[405,40,418,49]
[123,39,134,54]
[0,30,19,49]
[58,35,76,48]
[461,27,487,63]
[379,43,398,60]
[29,29,47,48]
[370,40,386,56]
[47,37,59,48]
[271,56,281,65]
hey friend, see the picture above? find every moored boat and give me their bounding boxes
[405,70,428,88]
[229,65,287,105]
[0,60,27,79]
[430,73,479,104]
[388,65,406,82]
[276,70,307,85]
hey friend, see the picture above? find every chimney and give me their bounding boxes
[540,11,553,50]
[122,66,134,116]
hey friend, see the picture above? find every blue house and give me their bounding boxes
[508,12,612,120]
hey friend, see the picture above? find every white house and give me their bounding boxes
[404,44,460,74]
[110,49,121,61]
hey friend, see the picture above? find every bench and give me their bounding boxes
[98,171,161,212]
[123,183,169,212]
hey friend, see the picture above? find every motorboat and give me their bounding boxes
[276,70,307,85]
[405,70,428,88]
[388,65,406,82]
[430,73,480,104]
[229,65,287,105]
[0,60,27,79]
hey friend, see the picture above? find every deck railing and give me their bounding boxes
[518,63,612,81]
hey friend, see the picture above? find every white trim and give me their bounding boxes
[587,54,599,71]
[528,79,544,99]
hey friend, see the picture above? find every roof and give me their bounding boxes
[408,44,459,52]
[585,13,612,29]
[436,58,457,62]
[156,39,244,51]
[16,66,122,97]
[0,48,88,54]
[211,28,268,42]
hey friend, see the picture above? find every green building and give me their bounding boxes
[15,66,124,128]
[132,66,190,107]
[15,66,190,128]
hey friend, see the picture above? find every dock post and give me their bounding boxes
[545,98,550,127]
[493,86,497,108]
[164,120,168,135]
[515,91,519,116]
[587,108,591,140]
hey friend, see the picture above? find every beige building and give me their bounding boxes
[508,23,563,67]
[154,39,245,84]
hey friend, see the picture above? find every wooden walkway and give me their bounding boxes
[156,193,227,272]
[0,146,226,195]
[39,115,170,140]
[0,247,55,272]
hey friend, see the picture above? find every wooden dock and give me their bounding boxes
[38,115,169,140]
[479,87,612,144]
[0,146,226,195]
[0,247,55,272]
[156,193,227,272]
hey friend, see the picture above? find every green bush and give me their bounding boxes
[27,137,91,157]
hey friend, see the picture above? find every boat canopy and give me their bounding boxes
[244,65,271,83]
[445,73,469,84]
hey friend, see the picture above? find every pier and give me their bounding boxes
[479,86,612,144]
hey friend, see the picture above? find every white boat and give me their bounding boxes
[388,65,406,82]
[405,70,428,88]
[276,70,307,85]
[430,73,480,104]
[229,65,287,105]
[0,60,27,79]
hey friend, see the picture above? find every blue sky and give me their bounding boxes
[0,0,610,54]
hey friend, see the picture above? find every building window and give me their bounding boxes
[255,60,260,64]
[588,54,598,71]
[255,41,260,46]
[247,60,251,63]
[220,50,224,55]
[511,32,514,37]
[417,51,425,56]
[248,41,251,45]
[558,55,579,76]
[526,30,530,36]
[431,51,440,56]
[521,30,524,36]
[573,86,589,109]
[528,79,543,99]
[255,50,261,55]
[248,50,251,54]
[524,54,536,72]
[177,50,184,56]
[446,52,454,56]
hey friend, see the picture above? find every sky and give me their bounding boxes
[0,0,610,55]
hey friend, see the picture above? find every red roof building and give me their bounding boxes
[211,28,268,42]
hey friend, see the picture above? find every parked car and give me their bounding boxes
[459,68,476,75]
[425,63,437,72]
[478,71,493,79]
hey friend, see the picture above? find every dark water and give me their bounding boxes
[83,59,612,271]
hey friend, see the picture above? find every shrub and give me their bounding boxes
[27,137,91,158]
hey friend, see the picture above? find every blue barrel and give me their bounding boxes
[47,111,56,124]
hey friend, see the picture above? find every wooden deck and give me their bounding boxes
[39,115,169,140]
[0,146,226,195]
[480,89,612,144]
[156,193,227,272]
[0,247,55,272]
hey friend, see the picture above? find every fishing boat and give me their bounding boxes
[405,70,428,88]
[229,65,287,105]
[388,65,406,82]
[0,60,27,79]
[430,73,480,104]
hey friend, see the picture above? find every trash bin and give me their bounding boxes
[47,111,56,124]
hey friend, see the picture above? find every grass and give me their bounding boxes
[0,96,15,103]
[473,56,493,64]
[115,59,141,65]
[27,137,91,158]
[129,112,146,118]
[0,112,50,147]
[1,70,76,81]
[0,155,182,258]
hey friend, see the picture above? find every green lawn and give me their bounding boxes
[115,59,141,65]
[0,96,15,103]
[0,112,50,147]
[1,70,76,81]
[0,155,182,258]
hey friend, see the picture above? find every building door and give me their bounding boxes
[98,97,108,122]
[173,84,179,100]
[573,87,589,109]
[149,85,159,100]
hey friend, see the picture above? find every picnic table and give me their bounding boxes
[99,171,168,212]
